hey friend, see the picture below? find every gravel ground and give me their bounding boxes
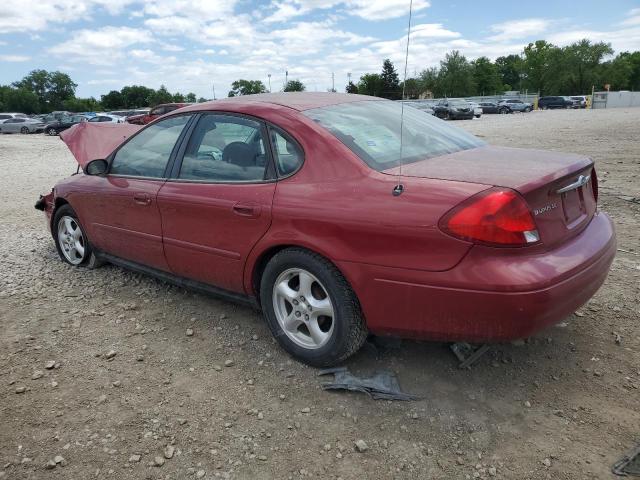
[0,108,638,480]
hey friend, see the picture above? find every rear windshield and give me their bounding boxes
[304,100,485,171]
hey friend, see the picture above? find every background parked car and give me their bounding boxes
[125,103,189,125]
[467,101,483,118]
[0,117,45,134]
[108,109,150,118]
[433,99,474,120]
[88,114,125,123]
[498,99,533,112]
[569,96,587,108]
[478,102,512,114]
[0,112,28,121]
[538,96,573,109]
[44,115,87,136]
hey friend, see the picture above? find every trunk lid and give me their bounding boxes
[384,145,597,247]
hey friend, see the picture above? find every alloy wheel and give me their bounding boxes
[57,215,86,265]
[47,128,56,136]
[20,126,29,134]
[272,268,335,349]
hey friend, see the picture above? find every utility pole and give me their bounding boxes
[268,74,271,93]
[212,83,216,100]
[332,72,335,92]
[285,70,288,89]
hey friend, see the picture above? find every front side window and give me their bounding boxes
[178,114,269,182]
[304,100,485,171]
[110,115,191,178]
[269,127,303,176]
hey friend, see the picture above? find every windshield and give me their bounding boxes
[303,100,485,171]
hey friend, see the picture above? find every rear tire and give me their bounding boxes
[20,126,29,134]
[46,127,57,136]
[260,248,367,367]
[53,204,102,268]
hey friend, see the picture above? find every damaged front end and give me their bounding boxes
[35,189,55,231]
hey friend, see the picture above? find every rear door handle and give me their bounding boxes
[133,193,152,205]
[233,203,261,218]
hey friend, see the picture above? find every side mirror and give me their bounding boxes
[85,159,108,176]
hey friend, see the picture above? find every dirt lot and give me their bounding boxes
[0,108,638,480]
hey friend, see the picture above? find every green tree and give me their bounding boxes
[400,78,422,99]
[345,81,359,94]
[357,73,383,97]
[148,85,173,106]
[472,56,501,95]
[562,40,614,94]
[228,79,267,96]
[2,88,40,114]
[438,50,475,97]
[172,92,185,102]
[284,80,305,92]
[12,69,77,111]
[197,97,208,103]
[522,40,560,94]
[101,90,125,110]
[120,85,155,108]
[380,59,401,99]
[495,55,522,91]
[185,92,197,103]
[62,97,101,112]
[419,67,441,97]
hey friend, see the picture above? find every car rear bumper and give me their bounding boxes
[338,212,616,342]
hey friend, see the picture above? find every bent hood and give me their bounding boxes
[60,122,143,168]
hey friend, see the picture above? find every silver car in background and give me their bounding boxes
[0,117,45,134]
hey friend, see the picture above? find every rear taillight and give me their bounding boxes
[591,168,598,203]
[439,188,540,247]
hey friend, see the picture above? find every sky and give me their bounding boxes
[1,0,640,99]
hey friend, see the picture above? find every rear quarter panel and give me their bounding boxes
[241,110,488,294]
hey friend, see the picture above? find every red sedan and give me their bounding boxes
[125,103,190,125]
[36,93,616,366]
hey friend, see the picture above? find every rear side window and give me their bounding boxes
[178,114,269,182]
[304,100,484,171]
[269,127,303,176]
[0,115,11,120]
[110,115,191,178]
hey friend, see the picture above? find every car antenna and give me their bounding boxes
[393,0,413,197]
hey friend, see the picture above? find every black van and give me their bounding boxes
[538,96,573,109]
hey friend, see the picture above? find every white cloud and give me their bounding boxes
[488,18,549,41]
[0,54,30,62]
[0,0,137,32]
[264,0,430,23]
[48,26,153,65]
[620,8,640,26]
[143,0,239,22]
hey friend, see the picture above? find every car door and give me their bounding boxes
[157,113,278,293]
[72,114,193,271]
[2,119,19,133]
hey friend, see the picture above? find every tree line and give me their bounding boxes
[1,38,639,113]
[0,69,200,114]
[349,39,640,99]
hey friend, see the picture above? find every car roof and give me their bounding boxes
[181,92,384,113]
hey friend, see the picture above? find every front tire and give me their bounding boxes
[46,127,57,136]
[20,126,29,134]
[260,248,367,367]
[53,204,102,268]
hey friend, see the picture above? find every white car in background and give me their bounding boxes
[0,112,28,122]
[87,113,125,123]
[467,101,483,118]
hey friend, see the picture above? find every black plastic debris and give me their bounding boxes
[613,443,640,476]
[318,367,419,401]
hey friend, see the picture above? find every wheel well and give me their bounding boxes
[50,198,69,230]
[251,245,345,307]
[251,245,294,302]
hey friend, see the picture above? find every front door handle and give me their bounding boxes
[133,193,151,206]
[233,203,261,218]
